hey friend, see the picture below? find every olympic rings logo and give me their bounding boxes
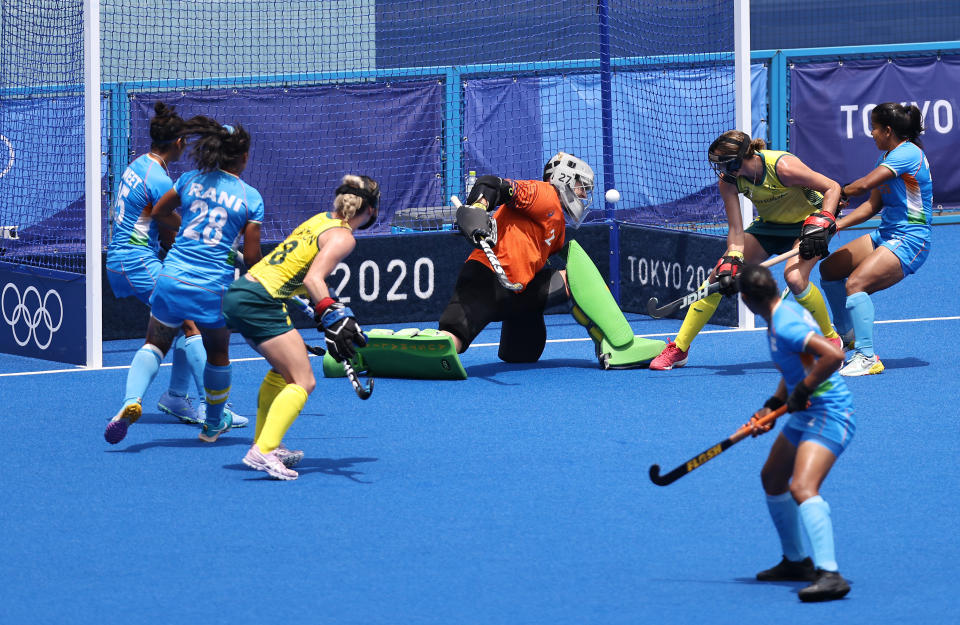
[1,283,63,349]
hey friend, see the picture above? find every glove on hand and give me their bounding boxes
[315,298,367,362]
[715,251,744,296]
[455,203,497,248]
[798,211,837,260]
[787,380,813,413]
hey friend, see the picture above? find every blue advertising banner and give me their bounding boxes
[315,224,612,325]
[0,262,85,364]
[791,57,960,208]
[616,224,736,326]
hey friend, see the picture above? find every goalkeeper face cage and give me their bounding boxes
[544,152,595,228]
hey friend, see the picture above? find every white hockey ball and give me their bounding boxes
[604,188,621,203]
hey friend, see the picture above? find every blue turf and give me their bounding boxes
[2,226,960,624]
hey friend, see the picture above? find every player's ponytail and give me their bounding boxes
[871,102,924,148]
[334,174,380,223]
[179,116,251,173]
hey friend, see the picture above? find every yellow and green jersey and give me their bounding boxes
[737,150,823,224]
[248,212,350,299]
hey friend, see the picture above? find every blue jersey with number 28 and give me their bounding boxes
[163,169,265,288]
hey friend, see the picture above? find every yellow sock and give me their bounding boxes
[255,384,308,454]
[795,283,839,339]
[255,370,288,441]
[674,290,722,352]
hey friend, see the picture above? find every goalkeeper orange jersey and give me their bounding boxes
[466,179,566,289]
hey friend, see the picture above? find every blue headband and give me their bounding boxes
[222,124,235,135]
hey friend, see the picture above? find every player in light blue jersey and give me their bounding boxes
[738,264,853,602]
[105,101,239,426]
[820,103,933,376]
[106,118,263,445]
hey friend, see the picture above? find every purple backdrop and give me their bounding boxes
[791,57,960,208]
[130,82,444,239]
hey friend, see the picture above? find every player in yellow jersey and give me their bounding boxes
[650,130,846,370]
[222,175,378,480]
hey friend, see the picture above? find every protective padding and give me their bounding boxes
[598,336,666,370]
[322,328,467,380]
[566,240,633,348]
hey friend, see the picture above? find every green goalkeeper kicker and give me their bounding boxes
[566,240,664,369]
[322,328,467,380]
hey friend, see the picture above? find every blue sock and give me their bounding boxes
[799,495,839,572]
[167,334,191,397]
[183,334,207,398]
[766,492,807,562]
[846,291,875,357]
[123,345,163,407]
[821,279,851,336]
[203,363,232,428]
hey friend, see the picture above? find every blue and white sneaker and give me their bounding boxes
[196,402,249,428]
[839,352,884,377]
[198,409,233,443]
[157,391,200,424]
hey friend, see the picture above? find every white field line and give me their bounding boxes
[3,315,959,378]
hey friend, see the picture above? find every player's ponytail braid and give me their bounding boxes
[334,174,380,222]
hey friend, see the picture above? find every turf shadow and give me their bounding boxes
[223,456,377,483]
[106,437,252,453]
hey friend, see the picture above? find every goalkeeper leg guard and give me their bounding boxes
[323,328,467,380]
[566,240,664,368]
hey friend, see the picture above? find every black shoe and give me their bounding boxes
[798,569,851,602]
[756,556,816,582]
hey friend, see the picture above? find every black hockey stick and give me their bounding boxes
[646,248,800,319]
[450,195,523,292]
[291,296,374,400]
[304,344,373,400]
[649,405,787,486]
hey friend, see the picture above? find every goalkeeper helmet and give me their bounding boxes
[543,152,595,228]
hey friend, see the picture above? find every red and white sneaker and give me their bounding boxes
[649,340,689,370]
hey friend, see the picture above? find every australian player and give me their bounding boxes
[223,175,377,480]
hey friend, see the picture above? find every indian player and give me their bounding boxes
[105,118,263,445]
[222,175,378,480]
[650,131,846,370]
[738,263,853,602]
[820,102,933,376]
[105,101,246,428]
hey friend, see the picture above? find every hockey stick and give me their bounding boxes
[646,248,800,319]
[450,195,523,292]
[648,404,787,486]
[291,296,374,400]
